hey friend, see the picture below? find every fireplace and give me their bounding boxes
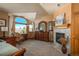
[54,28,70,54]
[56,33,65,44]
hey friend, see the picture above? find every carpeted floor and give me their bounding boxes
[16,40,67,56]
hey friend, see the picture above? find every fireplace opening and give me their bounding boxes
[56,33,65,44]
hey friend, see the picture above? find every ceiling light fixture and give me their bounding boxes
[57,4,60,6]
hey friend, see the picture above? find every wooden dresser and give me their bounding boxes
[5,37,16,46]
[35,31,49,42]
[27,32,35,39]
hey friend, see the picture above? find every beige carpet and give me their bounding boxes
[16,40,67,56]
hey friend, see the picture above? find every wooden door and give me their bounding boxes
[71,14,79,55]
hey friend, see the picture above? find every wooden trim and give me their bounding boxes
[12,48,26,56]
[48,21,55,31]
[14,16,29,22]
[0,18,6,27]
[15,22,27,25]
[38,21,47,32]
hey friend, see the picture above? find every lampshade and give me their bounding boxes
[1,27,8,31]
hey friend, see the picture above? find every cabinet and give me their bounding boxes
[35,31,39,40]
[35,31,49,42]
[49,31,53,42]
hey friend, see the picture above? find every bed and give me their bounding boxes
[0,39,26,56]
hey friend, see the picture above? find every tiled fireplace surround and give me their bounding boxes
[54,28,71,54]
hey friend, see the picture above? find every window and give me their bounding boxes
[29,25,33,32]
[15,17,27,34]
[29,22,35,32]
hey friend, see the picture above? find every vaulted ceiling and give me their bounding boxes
[0,3,66,20]
[40,3,66,14]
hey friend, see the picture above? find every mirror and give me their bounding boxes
[38,21,47,32]
[48,21,55,31]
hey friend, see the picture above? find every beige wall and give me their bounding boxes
[34,4,72,30]
[52,4,72,24]
[34,15,53,29]
[0,11,8,20]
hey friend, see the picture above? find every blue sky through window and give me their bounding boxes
[15,17,27,34]
[15,17,27,24]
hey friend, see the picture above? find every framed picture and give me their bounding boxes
[0,19,5,26]
[55,13,65,26]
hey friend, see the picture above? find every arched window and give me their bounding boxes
[15,17,27,34]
